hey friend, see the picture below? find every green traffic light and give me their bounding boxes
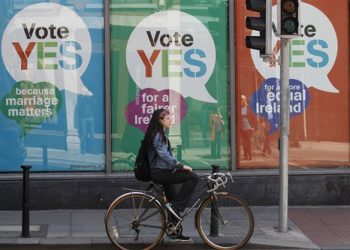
[280,0,299,35]
[282,17,298,34]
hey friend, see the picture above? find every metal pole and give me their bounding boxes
[210,165,220,236]
[279,38,290,232]
[228,0,236,171]
[104,0,112,174]
[21,165,32,238]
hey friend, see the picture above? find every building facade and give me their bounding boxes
[0,0,349,209]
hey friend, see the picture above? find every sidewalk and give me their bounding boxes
[0,206,324,250]
[290,207,350,250]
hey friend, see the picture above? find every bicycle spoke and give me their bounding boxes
[136,194,146,218]
[113,222,131,228]
[131,193,148,221]
[138,205,150,220]
[212,205,229,225]
[131,193,137,218]
[105,193,165,250]
[140,224,163,229]
[196,194,254,250]
[140,210,161,223]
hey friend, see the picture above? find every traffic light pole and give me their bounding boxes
[279,37,290,233]
[245,0,297,232]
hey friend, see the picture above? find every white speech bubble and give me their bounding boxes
[126,10,217,103]
[251,3,338,93]
[1,3,92,95]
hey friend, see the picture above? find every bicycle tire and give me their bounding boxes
[196,193,254,250]
[105,192,166,250]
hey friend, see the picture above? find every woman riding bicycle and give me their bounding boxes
[106,111,254,248]
[143,108,199,241]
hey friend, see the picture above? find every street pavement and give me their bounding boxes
[290,207,350,250]
[1,206,345,249]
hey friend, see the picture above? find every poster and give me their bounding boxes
[111,0,230,171]
[236,0,350,168]
[0,0,105,172]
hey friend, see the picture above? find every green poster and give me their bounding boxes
[111,0,229,171]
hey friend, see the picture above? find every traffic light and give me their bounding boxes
[278,0,301,37]
[245,0,272,58]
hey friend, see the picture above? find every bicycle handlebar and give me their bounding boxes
[206,172,234,193]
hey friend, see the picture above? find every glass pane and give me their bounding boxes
[0,0,105,172]
[235,0,350,169]
[111,0,230,171]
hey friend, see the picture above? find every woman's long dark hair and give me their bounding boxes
[143,108,169,151]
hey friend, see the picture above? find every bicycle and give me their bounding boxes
[105,172,254,250]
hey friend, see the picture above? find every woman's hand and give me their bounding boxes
[182,165,193,172]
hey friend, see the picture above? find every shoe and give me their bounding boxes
[173,234,192,242]
[165,203,182,220]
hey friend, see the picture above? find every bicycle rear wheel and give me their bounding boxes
[196,193,254,250]
[105,192,165,250]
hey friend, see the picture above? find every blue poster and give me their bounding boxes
[250,78,310,134]
[0,0,105,172]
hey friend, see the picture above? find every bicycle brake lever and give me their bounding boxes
[227,173,234,183]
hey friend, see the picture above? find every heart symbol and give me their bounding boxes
[1,81,63,136]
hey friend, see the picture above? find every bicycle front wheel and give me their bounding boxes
[196,193,254,250]
[105,192,165,250]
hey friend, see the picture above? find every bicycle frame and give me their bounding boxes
[142,178,227,230]
[119,173,232,233]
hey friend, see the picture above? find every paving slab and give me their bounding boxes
[0,207,327,249]
[290,207,350,250]
[17,237,40,244]
[40,237,92,245]
[31,211,71,225]
[47,225,70,238]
